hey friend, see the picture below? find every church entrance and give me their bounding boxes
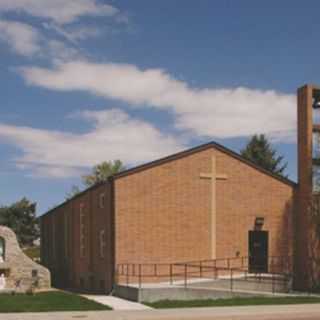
[248,230,268,273]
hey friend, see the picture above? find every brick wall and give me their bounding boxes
[90,183,114,293]
[42,143,296,291]
[41,182,114,293]
[114,147,295,272]
[115,149,212,265]
[214,148,294,260]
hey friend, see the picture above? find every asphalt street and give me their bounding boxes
[1,304,320,320]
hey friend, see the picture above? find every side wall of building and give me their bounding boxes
[40,182,114,293]
[114,147,295,271]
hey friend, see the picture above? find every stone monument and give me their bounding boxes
[0,225,50,292]
[0,274,5,290]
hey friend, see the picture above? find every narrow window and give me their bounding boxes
[43,222,49,265]
[79,204,85,258]
[99,193,105,209]
[100,280,105,291]
[52,216,56,261]
[99,229,106,258]
[64,212,68,260]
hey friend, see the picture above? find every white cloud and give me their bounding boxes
[46,39,80,61]
[16,162,81,179]
[0,0,119,25]
[0,109,185,178]
[20,61,297,142]
[0,20,41,57]
[43,22,101,43]
[0,2,127,60]
[0,19,80,60]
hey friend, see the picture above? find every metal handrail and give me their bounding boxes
[115,255,293,292]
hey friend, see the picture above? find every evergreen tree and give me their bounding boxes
[240,134,288,177]
[0,198,39,247]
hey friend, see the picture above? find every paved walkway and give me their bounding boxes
[1,304,320,320]
[82,294,151,310]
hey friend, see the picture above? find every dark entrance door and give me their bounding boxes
[248,230,268,273]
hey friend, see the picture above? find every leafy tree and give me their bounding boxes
[240,134,288,177]
[65,160,126,199]
[82,160,126,187]
[0,198,39,247]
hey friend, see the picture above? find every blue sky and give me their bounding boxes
[0,0,317,214]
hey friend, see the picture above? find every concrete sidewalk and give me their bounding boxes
[82,294,152,310]
[1,303,320,320]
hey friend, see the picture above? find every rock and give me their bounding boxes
[0,225,50,292]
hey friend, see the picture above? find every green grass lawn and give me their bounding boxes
[0,291,111,313]
[145,296,320,309]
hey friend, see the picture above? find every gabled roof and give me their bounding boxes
[40,180,108,218]
[112,141,297,187]
[41,140,297,218]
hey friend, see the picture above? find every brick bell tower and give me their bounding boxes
[295,85,320,290]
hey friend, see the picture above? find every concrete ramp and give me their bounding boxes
[114,275,292,302]
[188,276,291,293]
[114,284,270,303]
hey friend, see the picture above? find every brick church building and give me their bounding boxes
[40,85,319,293]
